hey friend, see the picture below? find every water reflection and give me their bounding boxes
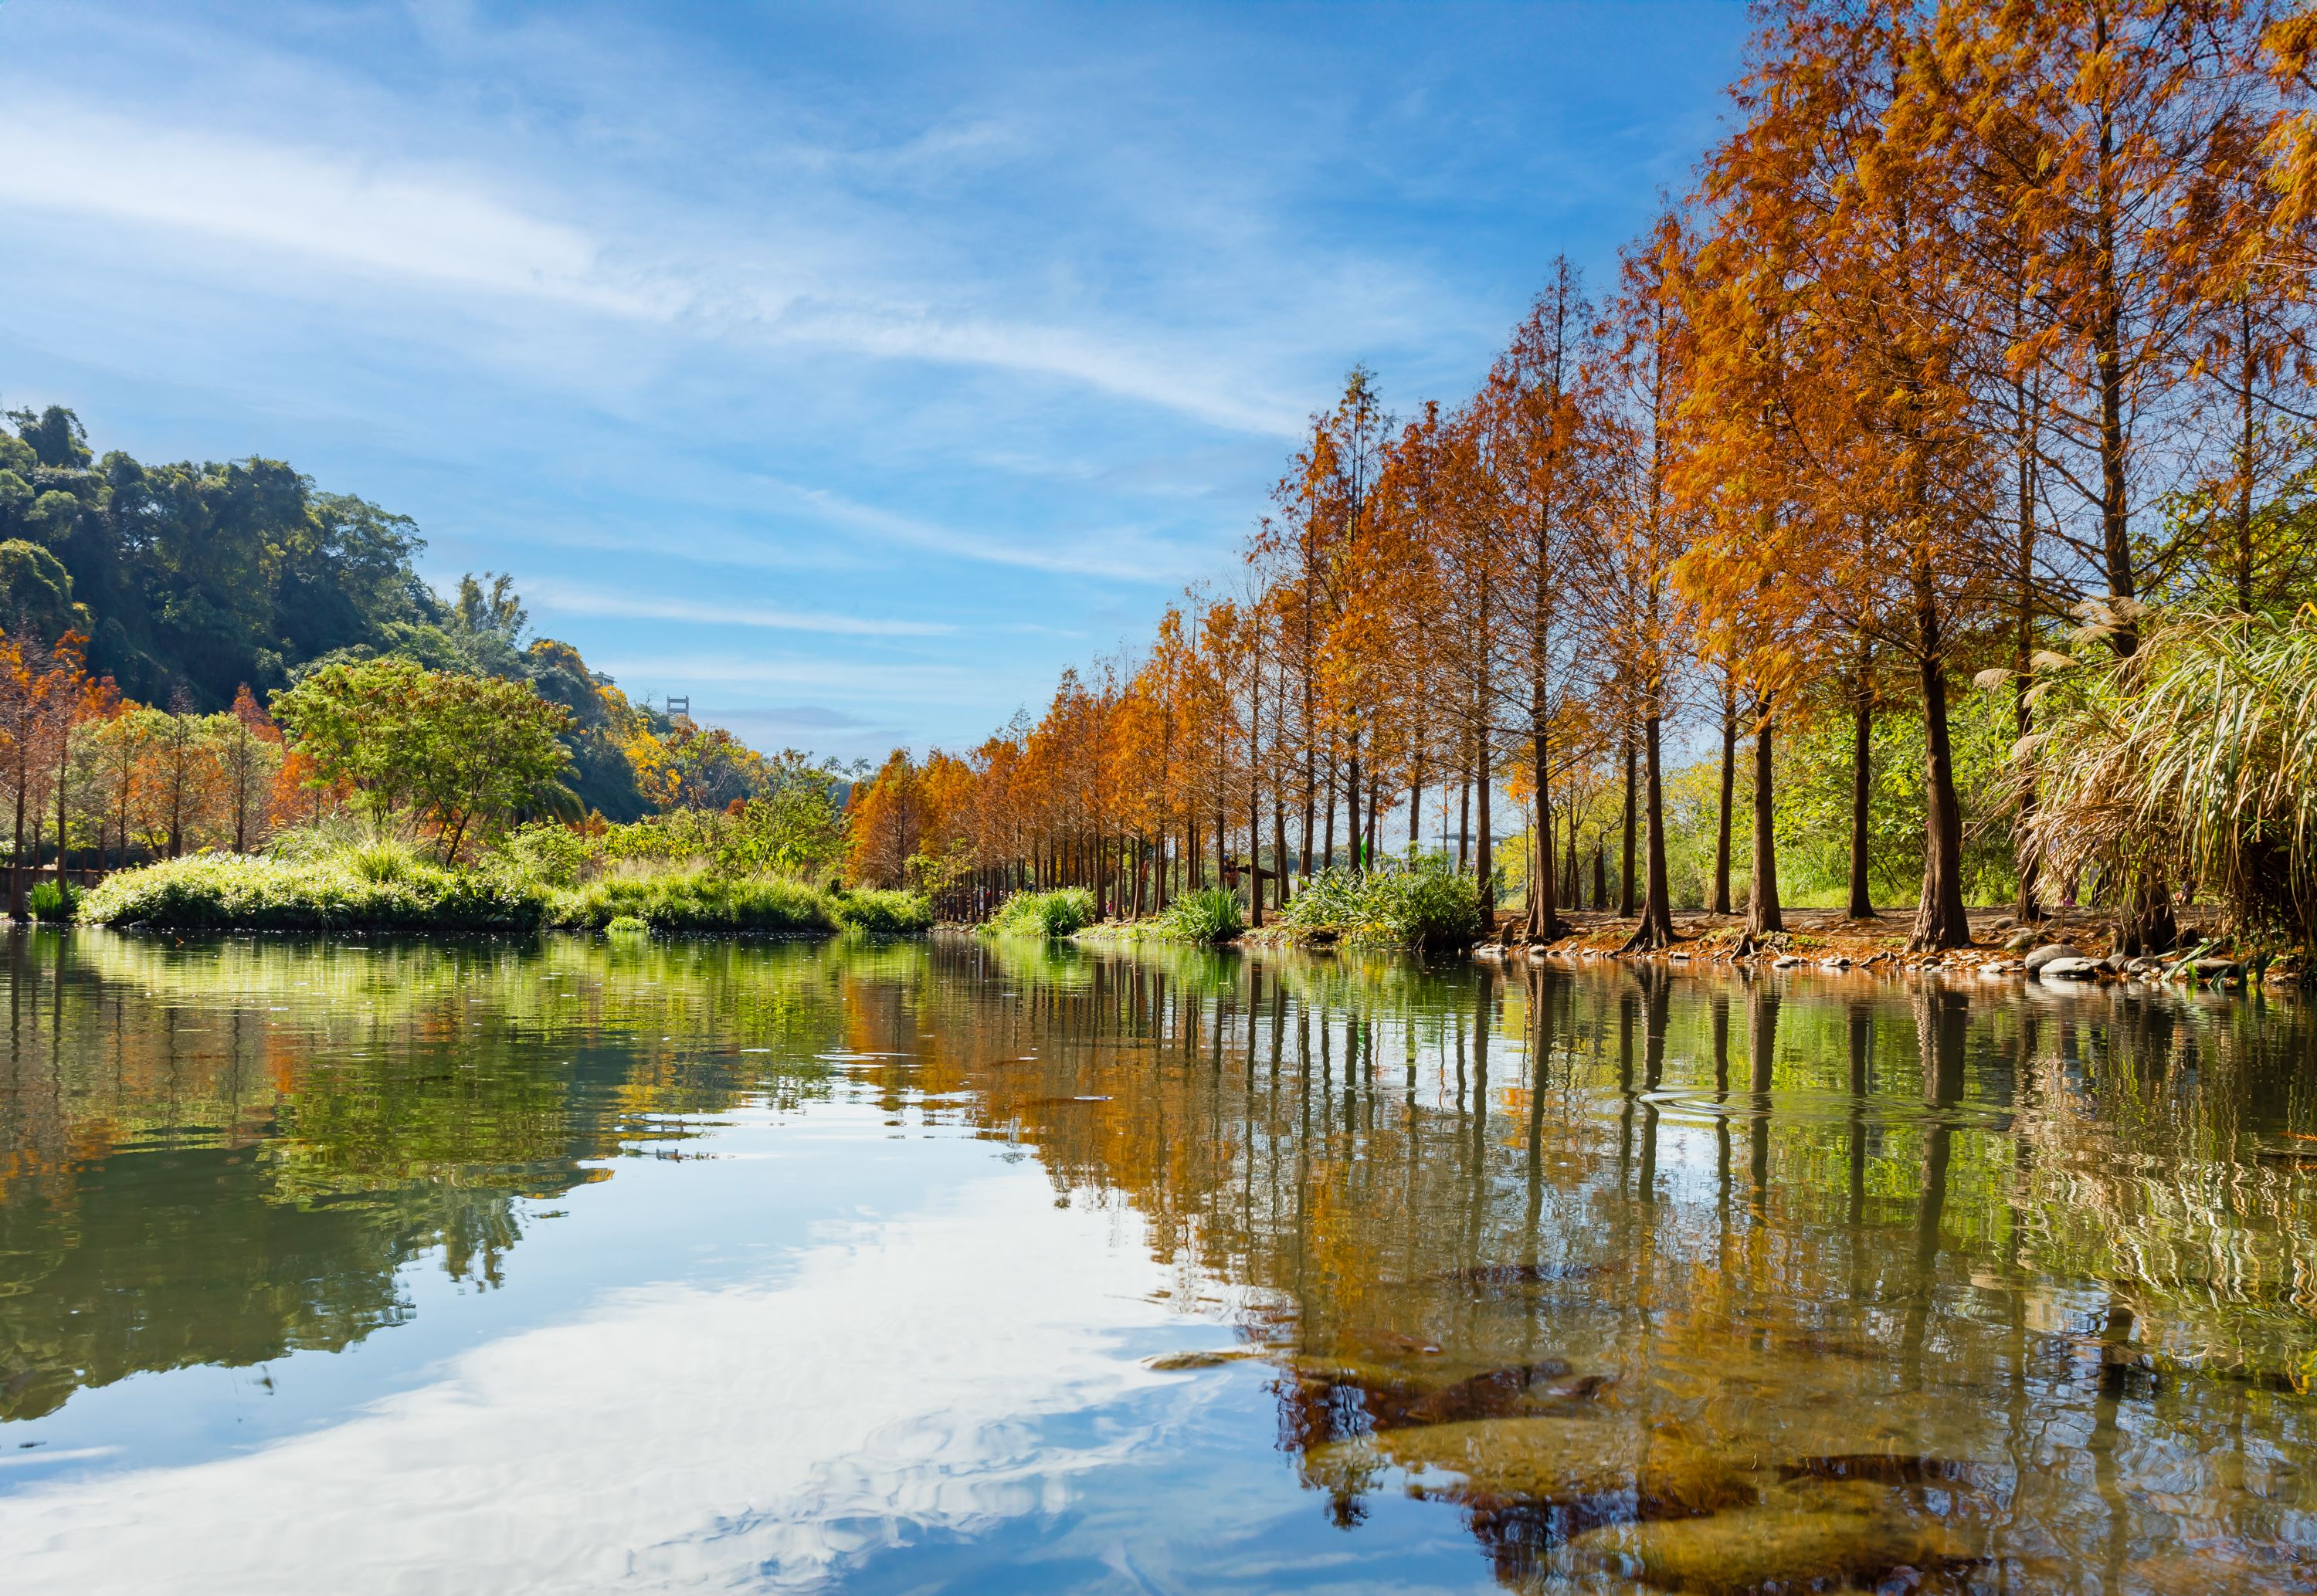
[0,929,2313,1593]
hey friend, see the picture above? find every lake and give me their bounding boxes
[1,929,2312,1594]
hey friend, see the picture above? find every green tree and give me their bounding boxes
[273,658,574,861]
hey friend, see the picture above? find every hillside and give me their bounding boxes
[0,405,655,818]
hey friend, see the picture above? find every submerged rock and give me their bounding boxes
[2037,955,2100,981]
[1572,1477,1976,1594]
[1308,1417,1756,1522]
[1145,1349,1259,1371]
[1284,1355,1613,1438]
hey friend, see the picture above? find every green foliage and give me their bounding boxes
[1278,857,1480,949]
[0,406,433,705]
[604,914,650,937]
[985,887,1099,938]
[0,538,89,638]
[273,657,574,859]
[1773,690,2019,908]
[82,851,548,933]
[1151,886,1245,944]
[27,879,80,921]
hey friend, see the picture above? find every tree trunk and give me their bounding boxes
[1712,687,1735,916]
[1321,749,1337,873]
[1908,598,1973,950]
[1353,764,1372,866]
[1749,695,1782,936]
[2092,93,2139,656]
[1272,799,1290,910]
[1847,642,1876,920]
[1345,737,1362,876]
[1247,769,1263,927]
[1624,712,1675,949]
[1475,734,1494,926]
[1457,754,1471,874]
[1525,692,1560,943]
[1618,726,1637,917]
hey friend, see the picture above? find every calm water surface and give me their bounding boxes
[2,930,2315,1593]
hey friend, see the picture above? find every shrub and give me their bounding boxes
[1152,886,1244,944]
[83,845,932,940]
[545,866,931,936]
[496,821,597,889]
[82,851,548,933]
[547,869,830,934]
[26,879,78,922]
[984,887,1098,938]
[830,888,935,934]
[604,913,650,936]
[1277,857,1480,950]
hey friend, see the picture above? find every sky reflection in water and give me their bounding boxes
[1,930,2314,1594]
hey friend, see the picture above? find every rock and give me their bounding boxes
[2190,960,2244,984]
[1820,956,1851,968]
[1773,955,1803,968]
[2005,929,2038,951]
[2037,956,2100,981]
[1990,917,2015,931]
[2024,943,2085,974]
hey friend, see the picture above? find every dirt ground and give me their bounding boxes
[1487,905,2295,983]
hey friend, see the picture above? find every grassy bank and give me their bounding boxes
[81,843,930,937]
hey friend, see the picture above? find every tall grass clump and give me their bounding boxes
[984,886,1098,938]
[1150,886,1244,944]
[26,879,79,922]
[2010,604,2317,950]
[1278,857,1480,950]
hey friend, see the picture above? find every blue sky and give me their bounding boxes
[0,0,1748,761]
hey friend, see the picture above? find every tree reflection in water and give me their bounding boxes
[0,927,2312,1591]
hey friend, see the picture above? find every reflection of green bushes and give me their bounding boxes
[1279,859,1480,949]
[985,887,1098,937]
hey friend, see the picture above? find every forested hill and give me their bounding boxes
[0,403,652,818]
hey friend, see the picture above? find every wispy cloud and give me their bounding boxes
[526,578,952,637]
[754,476,1207,584]
[0,96,1301,438]
[0,102,667,317]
